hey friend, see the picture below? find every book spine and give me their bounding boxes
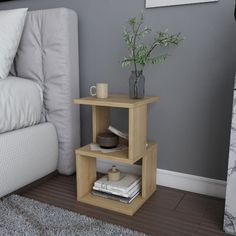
[93,186,131,197]
[92,191,139,204]
[93,183,141,198]
[94,179,141,194]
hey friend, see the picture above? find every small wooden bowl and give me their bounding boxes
[97,133,119,149]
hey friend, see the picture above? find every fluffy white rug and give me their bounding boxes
[0,195,146,236]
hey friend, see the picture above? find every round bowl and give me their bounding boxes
[97,132,119,149]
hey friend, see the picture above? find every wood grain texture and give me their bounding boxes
[142,143,157,198]
[76,143,157,215]
[75,95,157,214]
[76,144,129,163]
[78,193,146,216]
[129,105,147,162]
[74,94,159,108]
[20,174,227,236]
[76,155,96,199]
[76,142,157,164]
[92,106,110,143]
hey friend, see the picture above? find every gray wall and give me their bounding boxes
[1,0,236,180]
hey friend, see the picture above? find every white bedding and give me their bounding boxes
[0,76,43,133]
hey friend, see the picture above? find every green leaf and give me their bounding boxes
[121,12,183,70]
[147,54,169,65]
[128,17,136,27]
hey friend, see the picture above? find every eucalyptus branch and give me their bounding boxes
[122,13,183,76]
[145,42,158,60]
[132,15,143,76]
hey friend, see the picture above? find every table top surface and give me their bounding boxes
[74,94,159,108]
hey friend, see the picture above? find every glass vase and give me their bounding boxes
[129,71,145,99]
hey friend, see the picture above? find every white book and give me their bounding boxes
[93,181,141,198]
[91,190,140,204]
[94,173,141,194]
[108,126,128,140]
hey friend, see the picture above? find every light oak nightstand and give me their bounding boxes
[74,94,158,216]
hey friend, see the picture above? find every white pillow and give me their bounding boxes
[0,8,28,79]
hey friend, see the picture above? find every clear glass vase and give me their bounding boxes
[129,71,145,99]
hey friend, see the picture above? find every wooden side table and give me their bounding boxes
[74,94,158,216]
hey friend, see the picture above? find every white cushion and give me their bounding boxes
[0,8,28,79]
[0,76,43,133]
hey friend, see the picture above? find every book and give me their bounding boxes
[94,173,141,194]
[93,181,141,198]
[91,190,140,204]
[108,126,128,140]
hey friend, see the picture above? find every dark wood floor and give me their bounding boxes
[20,174,228,236]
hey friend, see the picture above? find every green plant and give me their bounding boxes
[122,13,183,77]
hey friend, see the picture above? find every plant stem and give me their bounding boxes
[132,19,142,77]
[134,77,140,98]
[145,42,158,60]
[134,60,138,77]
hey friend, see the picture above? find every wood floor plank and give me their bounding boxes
[19,174,228,236]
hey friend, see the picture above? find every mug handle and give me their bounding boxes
[90,86,96,96]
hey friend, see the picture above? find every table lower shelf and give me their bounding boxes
[76,142,157,215]
[76,142,157,164]
[77,192,148,216]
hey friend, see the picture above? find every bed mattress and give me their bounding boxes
[0,122,58,198]
[0,76,43,134]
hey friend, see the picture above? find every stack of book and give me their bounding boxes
[92,173,141,204]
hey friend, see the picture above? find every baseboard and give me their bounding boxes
[157,169,226,199]
[96,160,226,199]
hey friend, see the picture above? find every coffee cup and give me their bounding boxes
[90,83,108,99]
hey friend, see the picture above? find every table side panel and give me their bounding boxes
[129,105,147,162]
[142,143,157,198]
[76,154,96,199]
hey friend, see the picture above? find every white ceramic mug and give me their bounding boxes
[90,83,108,98]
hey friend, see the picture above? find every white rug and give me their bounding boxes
[0,195,146,236]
